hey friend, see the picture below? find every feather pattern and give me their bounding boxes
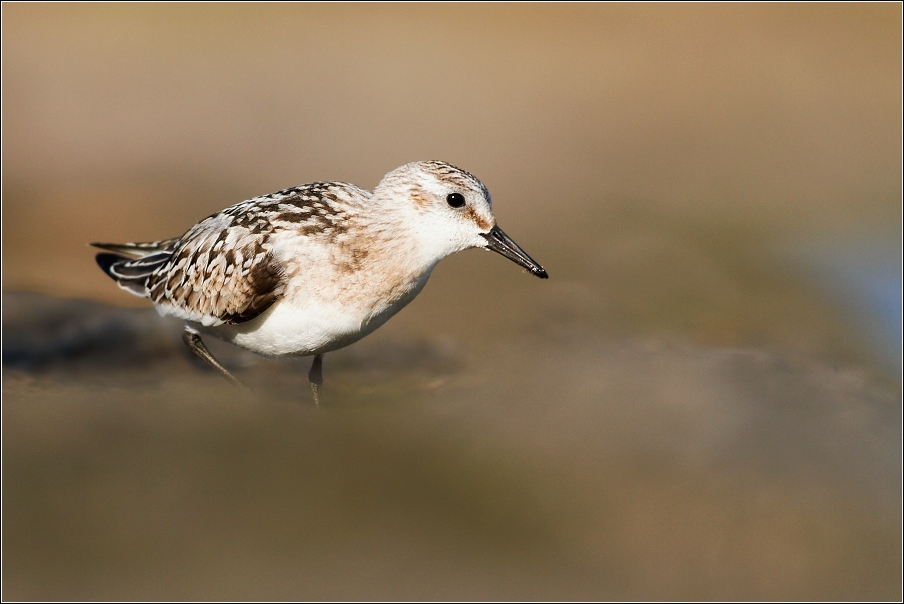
[90,239,179,258]
[92,182,370,327]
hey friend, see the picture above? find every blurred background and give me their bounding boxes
[2,4,901,599]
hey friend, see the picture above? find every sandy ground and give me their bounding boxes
[3,289,900,600]
[2,4,901,600]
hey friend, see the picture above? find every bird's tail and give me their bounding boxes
[90,238,179,258]
[90,239,177,297]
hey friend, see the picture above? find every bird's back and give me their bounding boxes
[92,181,372,328]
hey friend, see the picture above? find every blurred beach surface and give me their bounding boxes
[2,4,901,600]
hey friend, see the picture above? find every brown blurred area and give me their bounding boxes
[2,4,901,600]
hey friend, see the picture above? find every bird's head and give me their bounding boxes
[374,160,548,279]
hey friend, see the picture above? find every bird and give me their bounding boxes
[92,160,548,403]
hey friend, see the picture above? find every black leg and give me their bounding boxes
[182,327,247,389]
[308,354,323,405]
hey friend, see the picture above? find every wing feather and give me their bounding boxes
[93,180,368,326]
[90,239,179,258]
[145,216,285,326]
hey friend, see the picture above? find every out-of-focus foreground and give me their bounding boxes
[2,4,901,600]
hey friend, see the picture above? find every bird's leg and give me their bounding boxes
[182,327,248,389]
[308,354,324,405]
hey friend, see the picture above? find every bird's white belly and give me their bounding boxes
[198,271,430,357]
[201,298,368,357]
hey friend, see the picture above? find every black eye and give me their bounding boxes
[446,193,466,208]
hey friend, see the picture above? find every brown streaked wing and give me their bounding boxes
[146,218,285,326]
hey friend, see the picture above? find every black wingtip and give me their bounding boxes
[95,252,125,280]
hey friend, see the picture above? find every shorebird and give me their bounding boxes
[92,161,548,402]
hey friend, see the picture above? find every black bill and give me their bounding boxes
[481,225,549,279]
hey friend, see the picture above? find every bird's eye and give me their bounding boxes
[446,193,466,208]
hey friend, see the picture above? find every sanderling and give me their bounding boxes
[92,160,547,402]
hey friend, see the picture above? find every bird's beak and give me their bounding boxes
[480,225,549,279]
